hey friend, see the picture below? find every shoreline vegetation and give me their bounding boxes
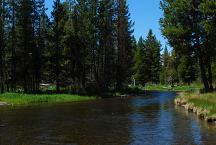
[0,84,204,106]
[143,84,202,92]
[0,93,97,106]
[1,84,216,125]
[124,83,202,93]
[175,93,216,123]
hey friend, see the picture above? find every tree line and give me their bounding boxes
[133,0,216,91]
[1,0,215,94]
[0,0,135,94]
[160,0,216,91]
[133,30,161,86]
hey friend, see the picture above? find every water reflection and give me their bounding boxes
[0,92,216,144]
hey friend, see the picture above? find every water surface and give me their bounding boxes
[0,91,216,145]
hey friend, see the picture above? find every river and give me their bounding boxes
[0,91,216,145]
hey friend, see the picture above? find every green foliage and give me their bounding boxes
[133,37,146,85]
[116,0,134,90]
[0,0,136,94]
[178,92,216,117]
[0,0,6,93]
[177,55,197,84]
[160,46,169,84]
[121,86,146,94]
[16,0,40,93]
[145,30,161,83]
[144,83,201,92]
[133,30,161,86]
[160,0,216,91]
[3,0,216,95]
[213,62,216,86]
[0,93,96,105]
[96,0,116,91]
[49,0,68,93]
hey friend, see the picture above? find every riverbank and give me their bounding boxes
[144,84,201,92]
[0,93,97,106]
[175,92,216,123]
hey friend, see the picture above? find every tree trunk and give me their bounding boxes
[207,56,213,90]
[198,49,210,91]
[56,78,60,93]
[11,0,16,92]
[0,0,5,94]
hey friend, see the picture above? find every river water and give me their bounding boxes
[0,91,216,145]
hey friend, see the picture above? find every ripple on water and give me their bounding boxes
[0,91,216,144]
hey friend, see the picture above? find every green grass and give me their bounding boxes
[186,93,216,116]
[143,83,201,92]
[0,93,97,106]
[144,84,168,91]
[176,92,216,121]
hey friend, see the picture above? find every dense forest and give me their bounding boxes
[0,0,215,94]
[0,0,135,94]
[160,0,216,91]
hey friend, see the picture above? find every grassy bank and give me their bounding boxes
[144,84,201,92]
[117,84,201,95]
[0,93,97,106]
[175,92,216,122]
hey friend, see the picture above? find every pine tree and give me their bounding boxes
[133,37,147,86]
[168,50,179,86]
[0,0,6,93]
[16,0,36,92]
[200,0,216,89]
[97,0,116,91]
[116,0,134,90]
[131,36,137,58]
[160,0,214,91]
[160,46,169,84]
[8,0,17,91]
[177,54,197,84]
[85,0,99,91]
[63,0,76,90]
[50,0,67,93]
[151,39,161,83]
[31,0,48,92]
[144,29,161,83]
[74,0,93,91]
[69,3,85,92]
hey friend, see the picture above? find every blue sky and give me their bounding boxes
[45,0,168,51]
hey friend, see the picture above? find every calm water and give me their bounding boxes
[1,91,216,145]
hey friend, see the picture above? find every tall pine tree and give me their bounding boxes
[16,0,36,92]
[50,0,67,93]
[133,37,147,86]
[97,0,116,91]
[0,0,6,93]
[116,0,134,90]
[160,0,214,91]
[144,29,161,84]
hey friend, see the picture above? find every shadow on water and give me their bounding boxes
[0,91,216,144]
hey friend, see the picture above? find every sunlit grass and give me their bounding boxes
[144,83,202,92]
[186,93,216,116]
[0,93,97,106]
